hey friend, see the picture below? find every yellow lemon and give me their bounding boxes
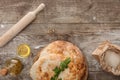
[17,44,31,58]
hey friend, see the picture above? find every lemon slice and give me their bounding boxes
[17,44,31,58]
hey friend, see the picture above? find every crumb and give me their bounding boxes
[93,16,96,20]
[0,24,5,28]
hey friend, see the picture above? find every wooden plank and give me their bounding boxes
[0,0,120,23]
[0,23,120,79]
[91,0,120,2]
[1,23,120,69]
[88,72,120,80]
[1,23,120,35]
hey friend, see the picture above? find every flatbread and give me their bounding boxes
[30,40,88,80]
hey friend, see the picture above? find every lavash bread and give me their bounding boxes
[30,40,88,80]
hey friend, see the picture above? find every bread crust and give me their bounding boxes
[30,40,88,80]
[92,41,120,75]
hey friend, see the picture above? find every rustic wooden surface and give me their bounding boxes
[0,0,120,80]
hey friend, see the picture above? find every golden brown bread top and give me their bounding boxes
[30,40,87,80]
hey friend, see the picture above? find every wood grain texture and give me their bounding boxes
[0,0,120,23]
[0,0,120,80]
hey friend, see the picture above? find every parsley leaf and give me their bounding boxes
[51,57,71,80]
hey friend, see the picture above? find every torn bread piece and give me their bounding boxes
[92,41,120,75]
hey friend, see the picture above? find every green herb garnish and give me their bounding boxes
[51,57,71,80]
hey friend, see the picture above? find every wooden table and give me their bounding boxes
[0,0,120,80]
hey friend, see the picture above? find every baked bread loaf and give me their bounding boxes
[30,40,88,80]
[92,41,120,76]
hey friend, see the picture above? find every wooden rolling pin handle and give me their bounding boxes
[0,3,45,47]
[33,3,45,15]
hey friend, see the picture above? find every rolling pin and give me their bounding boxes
[0,3,45,47]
